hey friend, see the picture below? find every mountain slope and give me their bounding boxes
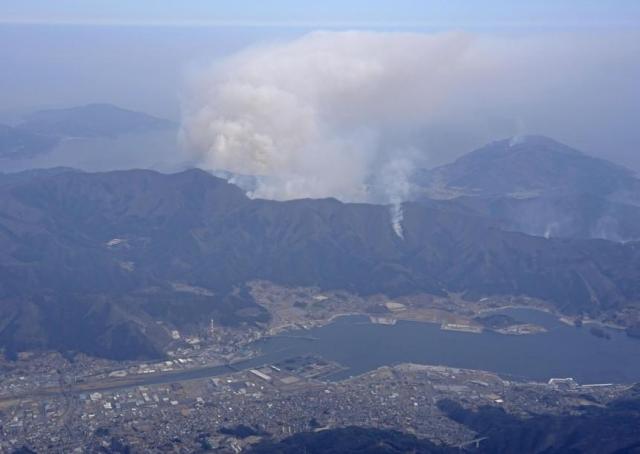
[1,169,640,359]
[415,135,640,241]
[438,387,640,454]
[451,194,640,241]
[418,135,640,199]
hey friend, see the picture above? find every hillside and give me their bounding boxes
[451,194,640,241]
[1,168,640,359]
[418,135,640,199]
[415,136,640,241]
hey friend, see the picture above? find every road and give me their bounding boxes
[0,350,295,403]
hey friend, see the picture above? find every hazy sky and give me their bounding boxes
[1,2,639,171]
[2,1,639,28]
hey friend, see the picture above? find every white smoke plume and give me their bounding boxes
[181,31,483,203]
[378,156,415,239]
[181,29,640,206]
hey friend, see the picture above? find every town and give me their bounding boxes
[1,349,629,452]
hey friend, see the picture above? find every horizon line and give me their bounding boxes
[1,17,638,30]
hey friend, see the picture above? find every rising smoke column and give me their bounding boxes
[180,31,480,205]
[376,156,415,239]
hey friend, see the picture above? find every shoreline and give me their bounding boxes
[262,305,554,339]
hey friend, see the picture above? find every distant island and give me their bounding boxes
[0,103,176,159]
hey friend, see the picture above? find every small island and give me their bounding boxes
[474,313,547,335]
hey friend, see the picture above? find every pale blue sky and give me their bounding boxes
[2,0,639,29]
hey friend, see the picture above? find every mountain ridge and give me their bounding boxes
[1,167,640,359]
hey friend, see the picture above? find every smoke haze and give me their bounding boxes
[181,30,640,203]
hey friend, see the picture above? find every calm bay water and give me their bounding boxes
[252,309,640,384]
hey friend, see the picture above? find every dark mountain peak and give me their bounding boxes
[420,135,638,199]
